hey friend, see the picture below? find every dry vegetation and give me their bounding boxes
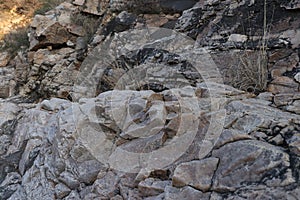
[0,0,38,39]
[227,0,269,94]
[227,50,268,93]
[0,0,269,94]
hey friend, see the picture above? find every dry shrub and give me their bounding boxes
[227,49,268,93]
[0,26,29,56]
[227,0,269,94]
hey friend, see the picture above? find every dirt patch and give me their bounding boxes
[0,0,41,39]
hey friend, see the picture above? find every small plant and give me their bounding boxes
[227,49,268,93]
[226,0,269,94]
[0,26,29,56]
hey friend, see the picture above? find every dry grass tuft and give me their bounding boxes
[227,49,268,93]
[226,0,269,94]
[0,26,29,56]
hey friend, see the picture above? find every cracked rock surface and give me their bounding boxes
[0,0,300,199]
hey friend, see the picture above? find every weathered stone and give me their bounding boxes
[33,48,74,66]
[30,19,74,50]
[65,190,81,200]
[0,172,21,199]
[172,158,219,192]
[286,100,300,114]
[135,168,170,183]
[0,86,10,99]
[34,23,73,50]
[93,171,120,198]
[111,195,124,200]
[285,132,300,156]
[214,129,252,149]
[126,189,143,200]
[0,135,11,155]
[282,0,300,10]
[40,98,71,112]
[1,0,300,199]
[73,0,85,6]
[294,72,300,83]
[143,14,170,27]
[280,29,300,49]
[67,24,86,37]
[90,48,201,95]
[0,102,20,132]
[0,52,10,67]
[18,138,42,175]
[83,0,108,15]
[6,186,27,200]
[21,52,78,98]
[225,98,300,134]
[212,140,295,192]
[109,0,197,14]
[268,133,285,145]
[269,48,294,63]
[0,84,299,200]
[0,65,16,98]
[59,171,80,190]
[119,132,167,153]
[273,93,300,107]
[164,186,210,200]
[228,34,248,43]
[21,166,56,199]
[55,183,71,199]
[256,92,274,102]
[175,5,202,39]
[270,53,299,79]
[101,11,137,36]
[138,178,170,197]
[77,160,103,184]
[223,186,300,200]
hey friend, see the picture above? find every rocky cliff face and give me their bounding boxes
[0,0,300,199]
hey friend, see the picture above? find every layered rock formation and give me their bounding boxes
[1,84,300,199]
[0,0,299,199]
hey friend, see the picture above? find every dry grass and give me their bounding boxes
[227,49,268,93]
[226,0,269,94]
[0,26,29,56]
[226,35,268,93]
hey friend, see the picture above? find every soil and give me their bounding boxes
[0,0,40,39]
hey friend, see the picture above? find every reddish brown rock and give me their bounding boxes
[268,76,299,94]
